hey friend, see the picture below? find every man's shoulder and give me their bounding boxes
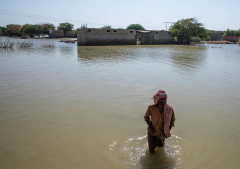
[148,104,155,109]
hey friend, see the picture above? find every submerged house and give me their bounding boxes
[77,28,171,46]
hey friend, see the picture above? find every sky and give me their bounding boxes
[0,0,240,31]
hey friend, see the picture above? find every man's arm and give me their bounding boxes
[144,106,154,133]
[170,108,176,130]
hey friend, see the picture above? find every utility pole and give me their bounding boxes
[163,22,176,31]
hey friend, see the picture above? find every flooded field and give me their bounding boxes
[0,37,240,169]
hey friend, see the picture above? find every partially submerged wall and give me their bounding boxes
[52,30,64,38]
[65,32,77,38]
[153,31,171,44]
[136,30,171,45]
[136,31,154,45]
[224,36,240,42]
[210,31,224,41]
[77,28,136,46]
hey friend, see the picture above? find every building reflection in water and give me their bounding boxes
[77,45,208,75]
[169,45,207,74]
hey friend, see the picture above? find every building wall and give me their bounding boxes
[52,30,64,38]
[136,30,171,45]
[224,36,240,42]
[77,28,136,46]
[65,32,77,38]
[141,32,154,44]
[210,31,225,41]
[153,31,172,44]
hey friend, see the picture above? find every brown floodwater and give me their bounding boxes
[0,37,240,169]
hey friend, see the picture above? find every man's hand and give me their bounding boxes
[146,120,154,133]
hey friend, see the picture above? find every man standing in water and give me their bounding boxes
[144,90,175,153]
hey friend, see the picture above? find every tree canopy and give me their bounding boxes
[170,18,210,43]
[20,24,42,37]
[0,27,6,35]
[57,22,74,34]
[0,28,2,35]
[72,29,77,34]
[223,29,240,37]
[5,24,22,36]
[41,23,55,34]
[126,24,145,30]
[101,25,112,29]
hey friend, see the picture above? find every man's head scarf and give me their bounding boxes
[151,90,167,104]
[152,90,172,138]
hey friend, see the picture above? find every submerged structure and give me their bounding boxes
[77,28,171,46]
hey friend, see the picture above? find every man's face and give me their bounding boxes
[158,98,166,105]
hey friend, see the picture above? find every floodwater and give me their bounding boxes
[0,37,240,169]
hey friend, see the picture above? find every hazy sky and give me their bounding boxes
[0,0,239,31]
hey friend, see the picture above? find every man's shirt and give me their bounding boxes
[144,104,175,136]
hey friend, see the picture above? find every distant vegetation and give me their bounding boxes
[20,24,42,37]
[0,22,74,37]
[72,29,77,34]
[170,18,210,43]
[5,24,22,37]
[126,24,145,30]
[57,22,74,34]
[41,23,56,34]
[101,25,112,29]
[223,29,240,37]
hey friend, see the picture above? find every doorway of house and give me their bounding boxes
[136,30,154,45]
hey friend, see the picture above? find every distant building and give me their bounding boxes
[209,31,225,41]
[77,28,172,46]
[49,30,64,38]
[136,30,171,45]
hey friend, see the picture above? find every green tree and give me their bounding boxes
[100,25,112,29]
[170,18,209,43]
[234,30,240,37]
[225,29,231,36]
[224,29,230,36]
[0,26,6,35]
[223,29,240,37]
[5,24,22,36]
[0,28,2,35]
[72,29,77,34]
[22,24,42,37]
[20,24,30,35]
[41,23,55,34]
[126,24,145,30]
[200,29,212,40]
[57,22,74,34]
